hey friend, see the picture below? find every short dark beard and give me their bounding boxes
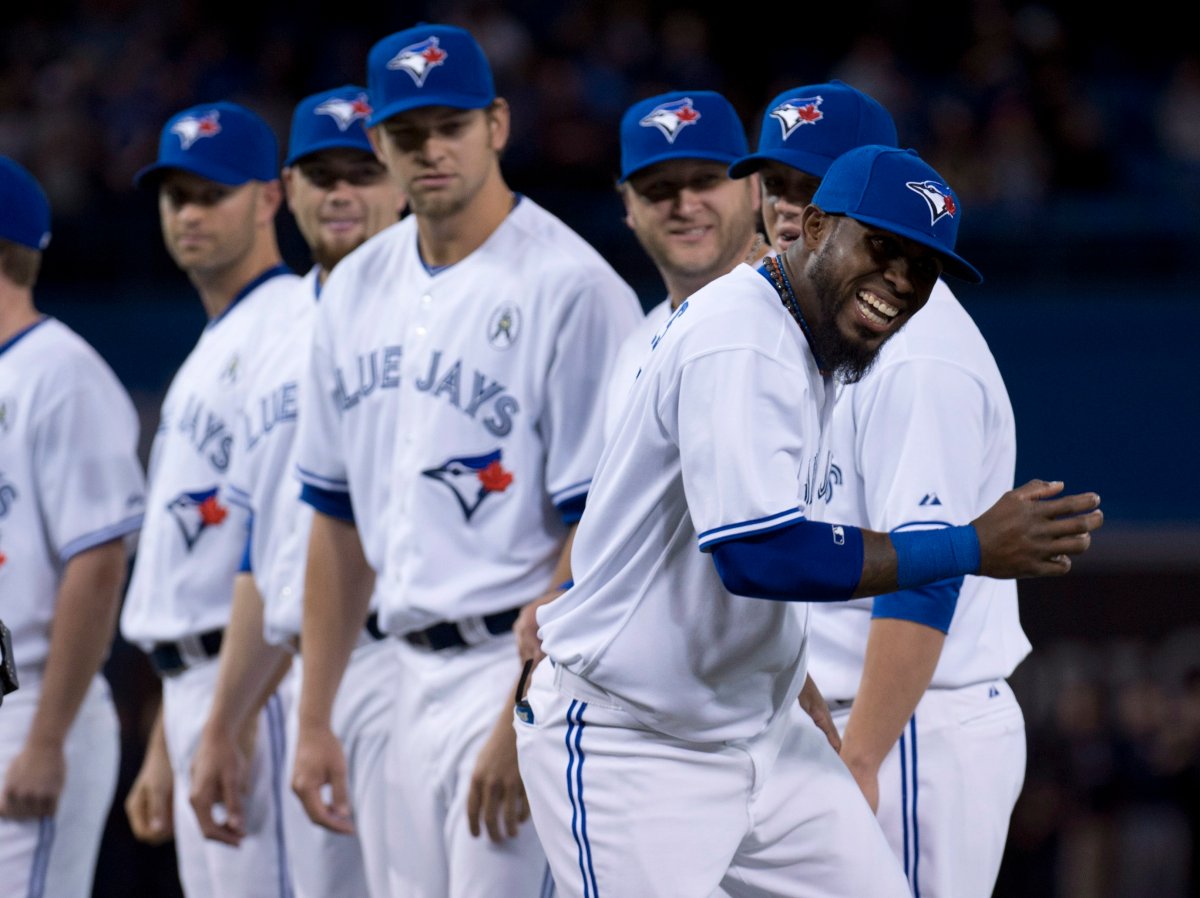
[806,245,882,384]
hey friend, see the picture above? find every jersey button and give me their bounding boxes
[421,294,432,306]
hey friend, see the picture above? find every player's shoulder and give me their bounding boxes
[8,317,132,407]
[670,264,793,355]
[876,280,999,375]
[497,198,634,290]
[319,217,414,309]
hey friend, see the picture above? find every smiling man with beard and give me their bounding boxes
[516,144,1103,898]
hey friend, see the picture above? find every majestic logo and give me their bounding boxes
[167,487,229,550]
[422,450,514,521]
[315,94,373,131]
[818,462,843,504]
[639,98,701,143]
[906,180,958,225]
[387,36,449,87]
[487,304,521,349]
[219,353,240,387]
[0,396,13,434]
[171,111,222,150]
[919,492,942,506]
[771,96,824,140]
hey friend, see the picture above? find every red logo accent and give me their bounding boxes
[423,46,447,64]
[797,104,822,124]
[198,118,221,136]
[199,496,228,526]
[675,106,700,123]
[944,194,957,216]
[478,461,514,493]
[0,549,6,569]
[351,98,372,116]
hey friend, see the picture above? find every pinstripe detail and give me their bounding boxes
[910,716,921,898]
[265,694,295,898]
[541,862,557,897]
[27,817,55,898]
[564,700,599,898]
[898,729,909,880]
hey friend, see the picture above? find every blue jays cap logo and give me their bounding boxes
[167,487,228,550]
[422,449,514,521]
[906,180,958,225]
[771,96,824,140]
[171,111,222,150]
[315,94,373,131]
[387,36,449,87]
[640,97,702,144]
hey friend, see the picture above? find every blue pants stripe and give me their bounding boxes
[266,693,294,898]
[564,700,598,898]
[27,817,55,898]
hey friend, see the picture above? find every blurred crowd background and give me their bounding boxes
[3,1,1199,895]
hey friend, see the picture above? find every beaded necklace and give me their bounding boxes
[761,254,829,374]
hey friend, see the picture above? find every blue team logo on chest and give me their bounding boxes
[167,487,229,550]
[0,472,15,518]
[422,449,514,521]
[819,462,843,504]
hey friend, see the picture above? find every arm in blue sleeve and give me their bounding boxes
[870,578,963,633]
[299,483,355,523]
[708,519,864,601]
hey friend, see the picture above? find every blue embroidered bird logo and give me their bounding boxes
[906,180,958,225]
[171,111,222,150]
[639,97,702,143]
[771,96,825,140]
[314,94,373,131]
[387,36,449,87]
[167,487,229,550]
[422,450,514,521]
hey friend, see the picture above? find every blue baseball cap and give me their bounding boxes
[0,157,51,251]
[285,85,376,166]
[619,90,749,183]
[366,24,495,127]
[814,145,982,283]
[729,80,897,180]
[134,101,279,188]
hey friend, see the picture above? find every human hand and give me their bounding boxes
[126,739,175,844]
[291,723,354,835]
[189,724,248,846]
[973,480,1102,578]
[0,741,66,819]
[466,711,530,843]
[515,587,565,665]
[797,674,841,753]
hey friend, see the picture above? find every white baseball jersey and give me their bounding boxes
[120,267,305,647]
[224,268,321,644]
[602,297,672,441]
[537,263,837,744]
[0,317,145,674]
[806,280,1031,700]
[0,316,140,898]
[296,196,641,634]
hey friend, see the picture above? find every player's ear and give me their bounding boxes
[747,173,762,215]
[281,167,297,213]
[367,126,390,167]
[618,183,636,229]
[258,178,283,222]
[801,205,829,250]
[485,99,511,153]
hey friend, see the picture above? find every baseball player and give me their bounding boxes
[0,157,146,896]
[118,102,307,897]
[517,88,766,662]
[289,23,640,898]
[187,85,405,898]
[519,145,1103,898]
[733,83,1031,896]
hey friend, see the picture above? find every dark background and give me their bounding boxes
[3,1,1199,895]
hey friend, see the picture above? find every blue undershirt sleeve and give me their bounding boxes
[556,493,586,527]
[708,519,864,601]
[870,578,963,633]
[299,483,355,523]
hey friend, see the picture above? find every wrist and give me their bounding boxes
[891,524,980,590]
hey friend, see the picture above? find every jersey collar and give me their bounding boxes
[206,263,294,329]
[0,315,49,358]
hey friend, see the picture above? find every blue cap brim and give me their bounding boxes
[284,137,376,167]
[366,93,493,127]
[728,147,837,180]
[134,158,265,189]
[621,149,743,184]
[838,209,983,284]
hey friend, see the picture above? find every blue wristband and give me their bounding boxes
[557,579,574,592]
[892,525,981,590]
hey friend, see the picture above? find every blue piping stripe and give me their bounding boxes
[552,479,592,505]
[573,705,599,898]
[541,863,556,897]
[910,716,921,898]
[266,695,295,898]
[60,513,144,562]
[899,731,909,878]
[0,316,50,357]
[295,465,349,490]
[565,700,589,898]
[27,817,54,898]
[697,508,806,550]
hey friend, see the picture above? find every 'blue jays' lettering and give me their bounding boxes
[162,395,233,471]
[243,382,299,451]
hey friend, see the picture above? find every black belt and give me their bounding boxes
[149,628,224,677]
[403,607,521,651]
[364,612,386,641]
